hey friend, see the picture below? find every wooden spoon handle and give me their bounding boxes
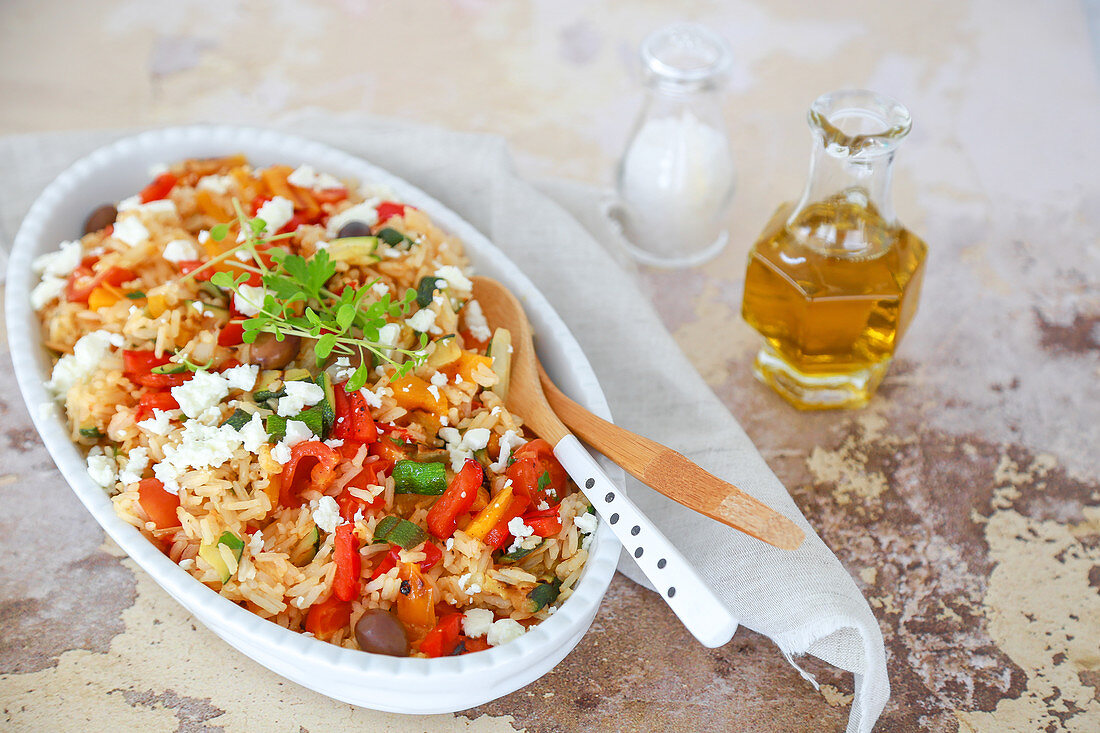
[538,365,805,551]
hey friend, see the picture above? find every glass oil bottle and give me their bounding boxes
[741,90,927,409]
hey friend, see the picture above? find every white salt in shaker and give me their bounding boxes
[615,23,735,267]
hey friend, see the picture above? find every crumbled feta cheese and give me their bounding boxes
[574,512,598,535]
[427,384,441,401]
[439,415,449,426]
[255,196,295,235]
[359,386,383,408]
[151,418,246,492]
[487,618,527,647]
[137,408,174,436]
[430,371,448,387]
[271,442,292,464]
[326,199,379,236]
[234,284,267,316]
[197,230,210,244]
[445,538,454,551]
[311,495,341,533]
[112,216,150,246]
[171,370,230,419]
[286,164,344,190]
[148,162,169,177]
[117,446,149,485]
[234,249,251,262]
[162,238,201,263]
[490,429,526,472]
[376,322,401,358]
[439,427,492,471]
[276,380,325,417]
[454,374,463,384]
[117,195,142,211]
[463,299,492,342]
[197,174,233,195]
[369,281,389,298]
[237,413,268,453]
[282,419,315,447]
[324,438,344,448]
[466,583,482,595]
[222,363,259,391]
[434,265,472,293]
[33,239,82,277]
[463,428,490,451]
[406,308,436,333]
[332,356,356,382]
[462,608,494,638]
[537,500,549,511]
[133,199,177,217]
[191,301,206,315]
[86,451,118,488]
[47,330,119,398]
[507,516,534,540]
[31,277,66,310]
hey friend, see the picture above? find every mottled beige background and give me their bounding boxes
[2,1,1099,731]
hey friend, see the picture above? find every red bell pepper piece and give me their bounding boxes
[305,594,352,641]
[333,388,378,444]
[123,349,173,374]
[336,463,382,522]
[507,439,567,505]
[135,392,179,421]
[218,320,246,346]
[419,541,442,571]
[332,522,361,602]
[66,258,136,302]
[370,546,401,580]
[250,194,271,216]
[368,432,409,474]
[131,372,192,388]
[214,358,241,373]
[137,478,180,528]
[522,505,563,537]
[374,201,406,225]
[426,458,482,539]
[279,441,340,507]
[419,613,465,658]
[139,172,178,203]
[483,495,531,550]
[312,188,348,204]
[462,636,491,654]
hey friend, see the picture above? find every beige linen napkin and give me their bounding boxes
[0,116,889,732]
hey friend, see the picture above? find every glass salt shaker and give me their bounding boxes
[615,23,736,268]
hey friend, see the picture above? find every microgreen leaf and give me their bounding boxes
[346,364,370,392]
[315,333,337,360]
[210,223,229,241]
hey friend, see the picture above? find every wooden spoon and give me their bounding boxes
[538,364,805,551]
[472,276,739,648]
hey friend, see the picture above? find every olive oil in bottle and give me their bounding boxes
[741,91,927,409]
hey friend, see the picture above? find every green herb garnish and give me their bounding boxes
[537,470,551,493]
[79,426,103,439]
[125,291,146,300]
[180,199,428,390]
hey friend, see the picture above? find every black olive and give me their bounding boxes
[336,221,373,239]
[354,609,408,656]
[84,204,118,235]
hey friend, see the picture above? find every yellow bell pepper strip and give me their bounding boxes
[465,485,515,542]
[88,283,125,311]
[396,562,437,630]
[453,351,494,385]
[390,374,446,414]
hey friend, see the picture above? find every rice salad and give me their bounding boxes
[32,156,596,658]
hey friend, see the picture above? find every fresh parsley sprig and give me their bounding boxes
[180,199,428,389]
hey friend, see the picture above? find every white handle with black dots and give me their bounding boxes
[553,434,739,648]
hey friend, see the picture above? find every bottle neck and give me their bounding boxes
[787,133,900,258]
